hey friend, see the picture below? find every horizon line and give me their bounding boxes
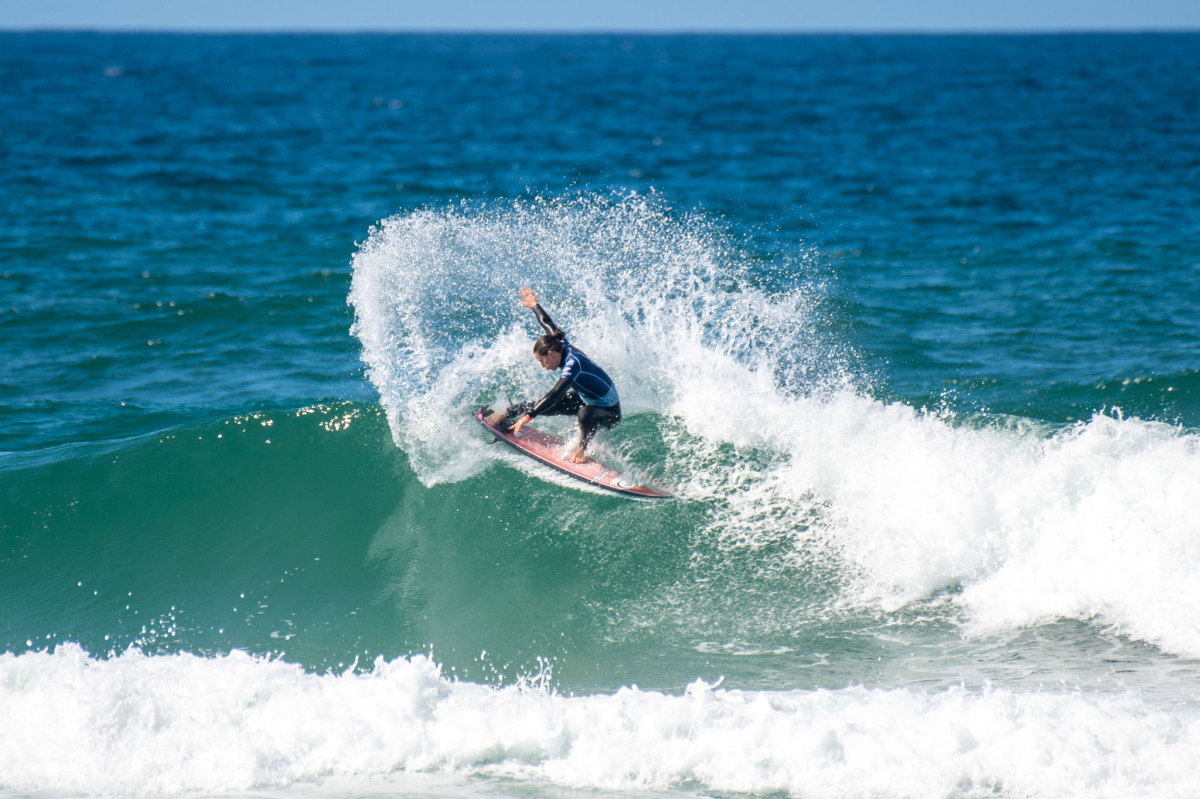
[3,26,1199,36]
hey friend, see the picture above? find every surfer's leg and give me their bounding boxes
[574,403,621,462]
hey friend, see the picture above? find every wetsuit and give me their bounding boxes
[505,304,621,446]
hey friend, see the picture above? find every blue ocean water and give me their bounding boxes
[3,32,1200,797]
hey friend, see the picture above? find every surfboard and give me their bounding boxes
[475,408,672,500]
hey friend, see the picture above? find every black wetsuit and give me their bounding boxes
[505,304,621,446]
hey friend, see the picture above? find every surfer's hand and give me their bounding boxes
[511,414,531,434]
[519,287,538,309]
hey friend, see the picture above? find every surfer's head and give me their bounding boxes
[533,332,565,370]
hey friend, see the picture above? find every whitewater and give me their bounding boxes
[3,644,1200,797]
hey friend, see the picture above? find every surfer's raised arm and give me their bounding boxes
[519,286,562,338]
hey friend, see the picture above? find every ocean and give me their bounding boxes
[3,31,1200,797]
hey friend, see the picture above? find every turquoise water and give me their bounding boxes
[3,32,1200,797]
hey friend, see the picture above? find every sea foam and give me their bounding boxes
[689,386,1200,658]
[1,645,1198,798]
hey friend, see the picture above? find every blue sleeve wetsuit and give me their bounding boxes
[505,304,622,444]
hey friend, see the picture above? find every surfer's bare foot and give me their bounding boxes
[571,446,588,463]
[485,410,508,428]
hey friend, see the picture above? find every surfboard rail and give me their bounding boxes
[475,408,672,500]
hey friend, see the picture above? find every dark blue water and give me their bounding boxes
[3,32,1200,798]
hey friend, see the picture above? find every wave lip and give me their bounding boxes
[3,645,1199,798]
[346,192,831,486]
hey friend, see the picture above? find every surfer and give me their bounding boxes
[485,287,621,463]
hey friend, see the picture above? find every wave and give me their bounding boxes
[347,194,1200,661]
[2,644,1198,798]
[1,401,700,680]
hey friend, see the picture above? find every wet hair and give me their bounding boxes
[533,331,566,357]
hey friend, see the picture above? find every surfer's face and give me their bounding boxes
[535,349,562,370]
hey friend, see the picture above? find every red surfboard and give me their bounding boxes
[475,409,672,500]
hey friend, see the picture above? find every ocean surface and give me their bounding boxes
[3,31,1200,798]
